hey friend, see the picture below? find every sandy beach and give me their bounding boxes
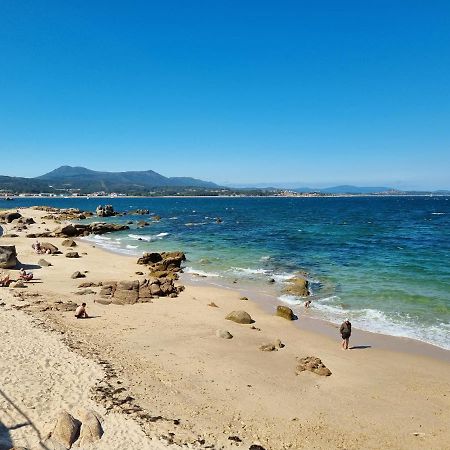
[1,207,449,450]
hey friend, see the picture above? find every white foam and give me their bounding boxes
[128,233,168,242]
[185,222,208,226]
[431,212,446,215]
[184,267,221,277]
[126,245,138,249]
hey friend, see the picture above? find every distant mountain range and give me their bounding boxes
[0,166,218,194]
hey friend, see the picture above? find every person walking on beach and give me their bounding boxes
[340,318,351,350]
[75,303,89,319]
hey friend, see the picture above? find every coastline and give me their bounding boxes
[0,207,449,449]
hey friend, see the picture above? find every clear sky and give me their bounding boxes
[1,1,449,189]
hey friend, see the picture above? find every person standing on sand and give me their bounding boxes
[75,303,89,319]
[340,318,351,350]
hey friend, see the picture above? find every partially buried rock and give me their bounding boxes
[208,302,219,307]
[45,410,80,449]
[225,310,253,324]
[216,329,233,339]
[295,356,332,376]
[260,340,284,352]
[78,408,103,446]
[240,296,248,301]
[39,259,52,267]
[40,242,59,254]
[61,239,77,247]
[276,305,295,320]
[12,280,26,288]
[65,252,79,258]
[71,271,85,279]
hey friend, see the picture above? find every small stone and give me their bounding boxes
[225,310,253,324]
[208,302,219,307]
[216,329,233,339]
[65,252,80,258]
[38,259,52,267]
[240,296,248,301]
[71,271,86,279]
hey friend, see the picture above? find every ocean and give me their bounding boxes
[3,196,450,349]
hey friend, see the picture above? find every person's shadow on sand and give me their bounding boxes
[350,345,372,350]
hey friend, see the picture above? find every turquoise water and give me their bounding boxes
[3,196,450,349]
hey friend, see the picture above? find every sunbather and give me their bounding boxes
[19,268,33,281]
[0,274,11,287]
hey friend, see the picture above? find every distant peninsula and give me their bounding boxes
[0,166,448,197]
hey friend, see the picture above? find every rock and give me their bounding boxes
[283,277,310,297]
[276,305,295,320]
[208,302,219,307]
[12,280,26,288]
[130,209,150,215]
[259,343,277,351]
[136,220,149,227]
[65,252,79,258]
[78,281,98,288]
[0,212,21,223]
[249,445,267,450]
[78,409,103,446]
[96,204,115,217]
[47,410,80,449]
[135,271,144,275]
[295,356,332,376]
[0,245,18,268]
[216,329,233,339]
[39,259,52,267]
[137,252,163,265]
[268,278,275,283]
[152,215,161,221]
[240,296,248,301]
[40,242,59,254]
[225,310,253,324]
[71,271,85,279]
[2,233,19,238]
[61,239,77,247]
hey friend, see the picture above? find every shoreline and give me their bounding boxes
[1,207,449,449]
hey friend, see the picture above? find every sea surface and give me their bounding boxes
[3,196,450,349]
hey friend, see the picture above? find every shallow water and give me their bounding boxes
[4,196,450,349]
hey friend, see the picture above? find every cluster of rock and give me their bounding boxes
[33,206,93,221]
[96,277,184,305]
[0,245,18,268]
[43,409,103,449]
[96,204,115,217]
[0,211,21,223]
[137,251,185,277]
[129,208,150,215]
[295,356,332,376]
[27,222,129,239]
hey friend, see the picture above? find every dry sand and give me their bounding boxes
[0,207,449,450]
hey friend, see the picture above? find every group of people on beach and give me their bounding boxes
[0,268,34,286]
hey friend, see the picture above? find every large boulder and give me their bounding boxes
[295,356,332,377]
[137,252,163,265]
[283,277,310,297]
[225,310,253,324]
[46,410,80,449]
[276,305,295,320]
[61,239,77,247]
[0,245,17,268]
[96,205,115,217]
[78,409,103,446]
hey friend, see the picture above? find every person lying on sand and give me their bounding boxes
[32,240,43,254]
[19,268,34,281]
[340,318,352,350]
[0,273,12,287]
[75,303,89,319]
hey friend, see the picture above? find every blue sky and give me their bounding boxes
[1,1,449,189]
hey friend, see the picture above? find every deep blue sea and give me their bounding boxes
[3,196,450,349]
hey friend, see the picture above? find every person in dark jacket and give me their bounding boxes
[340,319,352,350]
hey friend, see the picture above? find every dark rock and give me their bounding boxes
[40,242,59,254]
[0,212,21,223]
[0,245,18,268]
[65,251,80,258]
[137,252,163,265]
[96,204,115,217]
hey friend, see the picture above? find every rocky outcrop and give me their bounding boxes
[295,356,332,376]
[54,222,129,238]
[96,205,115,217]
[130,209,150,215]
[283,277,310,297]
[260,339,284,352]
[137,251,185,275]
[0,245,17,268]
[225,310,253,324]
[0,211,21,223]
[97,277,183,305]
[35,206,93,221]
[276,305,295,320]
